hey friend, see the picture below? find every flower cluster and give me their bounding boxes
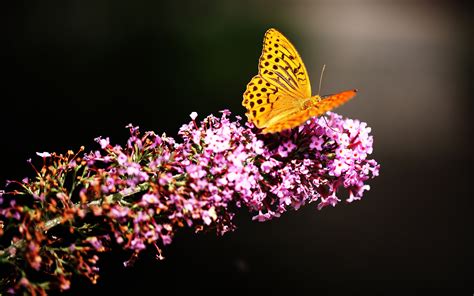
[252,112,379,219]
[0,110,379,294]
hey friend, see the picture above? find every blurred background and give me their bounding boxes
[2,0,473,295]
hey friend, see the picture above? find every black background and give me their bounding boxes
[2,1,473,295]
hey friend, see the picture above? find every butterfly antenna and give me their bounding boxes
[318,64,338,133]
[318,64,326,95]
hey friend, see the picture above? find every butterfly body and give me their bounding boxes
[242,28,357,134]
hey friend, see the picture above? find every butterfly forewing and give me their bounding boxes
[258,29,311,99]
[242,28,313,130]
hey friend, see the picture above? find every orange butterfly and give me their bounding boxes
[242,28,357,134]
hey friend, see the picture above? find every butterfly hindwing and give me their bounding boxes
[242,75,281,128]
[262,108,313,134]
[243,74,307,130]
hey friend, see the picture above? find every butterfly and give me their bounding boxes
[242,28,357,134]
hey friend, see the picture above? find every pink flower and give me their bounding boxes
[331,158,350,177]
[310,136,324,150]
[95,137,110,149]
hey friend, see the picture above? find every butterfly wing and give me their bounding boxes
[242,28,312,132]
[262,89,359,133]
[259,108,314,134]
[242,75,300,129]
[258,28,311,99]
[310,89,358,117]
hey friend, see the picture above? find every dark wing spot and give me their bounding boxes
[261,88,267,92]
[275,50,278,54]
[253,86,257,91]
[268,47,272,51]
[260,107,266,112]
[266,98,270,103]
[257,99,263,104]
[263,70,268,74]
[258,80,263,84]
[268,71,273,76]
[256,93,261,97]
[267,54,273,59]
[250,94,254,99]
[252,110,257,117]
[276,39,280,42]
[273,65,278,70]
[275,58,280,62]
[275,44,279,48]
[266,83,271,86]
[244,99,248,104]
[250,101,255,108]
[289,55,294,60]
[264,62,269,66]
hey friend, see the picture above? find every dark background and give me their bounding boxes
[2,0,473,295]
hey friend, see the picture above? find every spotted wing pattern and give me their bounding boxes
[242,28,357,134]
[258,28,311,99]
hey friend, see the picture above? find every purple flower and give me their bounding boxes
[95,137,110,149]
[109,205,130,219]
[173,110,379,222]
[252,210,272,222]
[86,237,104,251]
[141,193,160,205]
[117,153,128,165]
